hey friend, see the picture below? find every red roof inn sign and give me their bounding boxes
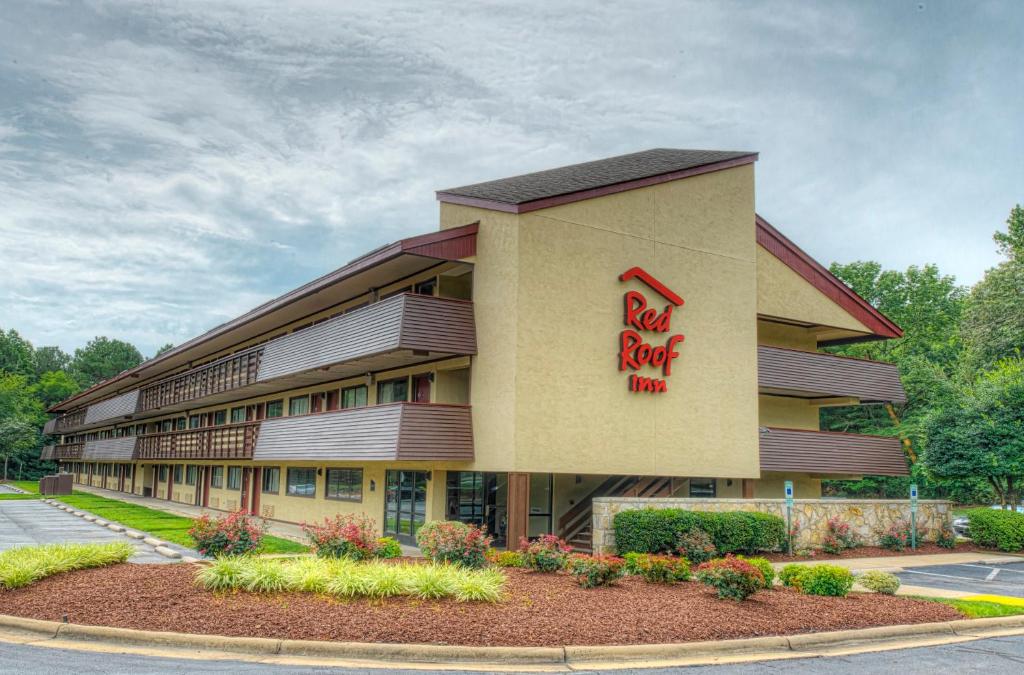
[618,267,685,394]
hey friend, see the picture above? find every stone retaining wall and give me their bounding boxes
[591,497,952,554]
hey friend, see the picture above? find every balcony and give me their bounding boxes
[40,445,56,461]
[759,427,908,476]
[252,403,474,462]
[81,437,138,462]
[54,442,85,460]
[758,346,906,403]
[53,294,477,433]
[136,422,260,461]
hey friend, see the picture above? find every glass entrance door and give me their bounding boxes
[384,470,428,545]
[445,472,508,548]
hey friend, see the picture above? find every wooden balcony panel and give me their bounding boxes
[81,437,138,462]
[137,347,263,413]
[759,427,908,476]
[55,442,85,460]
[252,402,473,462]
[83,390,140,426]
[55,409,86,432]
[758,346,907,403]
[135,422,259,461]
[43,418,57,435]
[39,445,56,461]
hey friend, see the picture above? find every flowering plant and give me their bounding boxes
[301,513,380,560]
[694,555,764,601]
[821,516,859,554]
[878,519,919,552]
[519,534,572,572]
[567,554,626,588]
[676,528,717,564]
[633,553,691,583]
[189,510,267,557]
[416,521,492,568]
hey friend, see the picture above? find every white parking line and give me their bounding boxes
[986,568,1001,581]
[960,563,1024,574]
[901,569,981,582]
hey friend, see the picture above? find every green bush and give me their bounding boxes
[0,542,134,589]
[376,537,403,559]
[676,528,717,564]
[694,555,764,601]
[857,570,900,595]
[738,556,775,589]
[779,563,810,590]
[416,521,492,568]
[966,508,1024,552]
[800,565,855,597]
[936,524,957,549]
[520,534,572,572]
[488,549,525,568]
[614,508,785,556]
[623,551,648,574]
[634,554,690,583]
[567,554,626,588]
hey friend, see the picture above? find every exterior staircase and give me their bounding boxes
[558,475,685,553]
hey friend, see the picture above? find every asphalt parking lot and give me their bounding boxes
[896,561,1024,598]
[0,500,191,563]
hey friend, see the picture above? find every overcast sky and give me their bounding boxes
[1,1,1022,356]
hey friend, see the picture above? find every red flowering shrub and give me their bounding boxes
[694,555,764,601]
[519,534,572,572]
[821,516,859,554]
[189,510,267,557]
[301,514,380,560]
[416,521,492,568]
[567,554,626,588]
[635,554,691,583]
[877,519,921,552]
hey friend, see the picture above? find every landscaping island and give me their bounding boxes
[0,562,962,647]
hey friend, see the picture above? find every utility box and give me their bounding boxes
[39,474,72,496]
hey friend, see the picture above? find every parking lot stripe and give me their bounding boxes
[901,569,981,582]
[986,568,1001,582]
[961,563,1024,574]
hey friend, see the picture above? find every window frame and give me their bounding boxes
[266,399,284,418]
[376,377,409,404]
[325,468,363,502]
[261,467,280,494]
[288,395,310,417]
[286,467,316,498]
[185,464,198,486]
[227,466,243,490]
[173,464,183,483]
[210,465,224,489]
[341,385,367,409]
[230,406,246,424]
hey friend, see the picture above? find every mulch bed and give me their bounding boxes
[0,564,963,647]
[761,542,987,563]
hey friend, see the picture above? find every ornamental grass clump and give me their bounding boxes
[821,516,859,554]
[416,521,492,568]
[189,510,267,557]
[239,558,291,594]
[566,554,626,588]
[520,534,572,572]
[857,570,901,595]
[694,555,764,601]
[301,513,380,560]
[0,542,134,590]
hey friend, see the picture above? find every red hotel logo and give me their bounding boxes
[618,267,685,394]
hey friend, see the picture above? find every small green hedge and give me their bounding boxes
[967,508,1024,552]
[614,508,786,555]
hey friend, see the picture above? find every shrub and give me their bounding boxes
[567,554,626,588]
[966,508,1024,552]
[623,551,648,575]
[634,554,691,583]
[694,555,764,601]
[488,549,526,568]
[821,516,859,554]
[857,570,901,595]
[877,519,917,552]
[936,523,958,549]
[189,510,267,557]
[779,563,810,590]
[676,528,717,564]
[416,521,492,568]
[738,556,775,589]
[301,514,379,560]
[0,542,134,590]
[614,508,785,556]
[800,564,855,597]
[520,534,572,572]
[376,537,402,559]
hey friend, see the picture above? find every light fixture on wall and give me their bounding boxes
[369,479,376,492]
[726,479,733,487]
[425,471,432,481]
[317,468,323,476]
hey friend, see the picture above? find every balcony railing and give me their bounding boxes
[138,347,263,413]
[54,442,85,460]
[759,427,908,476]
[135,422,260,461]
[758,346,906,403]
[54,410,86,433]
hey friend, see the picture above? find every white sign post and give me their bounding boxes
[785,480,794,555]
[910,483,918,550]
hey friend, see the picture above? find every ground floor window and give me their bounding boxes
[446,471,508,547]
[261,467,280,494]
[173,464,183,483]
[211,465,224,488]
[286,468,316,497]
[325,468,362,502]
[689,478,716,498]
[227,466,242,490]
[158,465,168,482]
[185,465,198,486]
[528,473,553,538]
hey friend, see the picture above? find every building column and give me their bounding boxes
[506,472,531,549]
[202,466,211,508]
[250,467,262,516]
[742,479,755,499]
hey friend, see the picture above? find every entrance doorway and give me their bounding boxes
[384,470,428,545]
[445,471,508,547]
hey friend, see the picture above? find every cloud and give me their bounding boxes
[0,0,1021,355]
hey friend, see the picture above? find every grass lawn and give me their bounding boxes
[55,493,307,554]
[0,480,44,500]
[917,597,1024,618]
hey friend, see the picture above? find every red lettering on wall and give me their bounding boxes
[618,268,685,394]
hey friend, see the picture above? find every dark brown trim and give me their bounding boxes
[436,155,758,214]
[759,426,908,476]
[506,472,530,549]
[755,215,903,340]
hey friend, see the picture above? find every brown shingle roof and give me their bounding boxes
[437,148,757,209]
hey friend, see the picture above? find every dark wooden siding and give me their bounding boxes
[42,419,57,435]
[39,445,56,461]
[81,437,138,461]
[136,423,258,461]
[83,390,140,425]
[252,403,474,462]
[758,346,906,403]
[400,296,477,354]
[55,443,84,460]
[138,347,263,412]
[760,427,908,476]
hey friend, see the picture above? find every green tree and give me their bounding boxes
[153,343,175,358]
[923,357,1024,507]
[0,373,45,480]
[993,204,1024,259]
[69,337,144,388]
[0,328,35,378]
[32,345,71,378]
[32,371,81,408]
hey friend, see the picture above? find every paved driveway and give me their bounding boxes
[896,561,1024,598]
[0,500,186,563]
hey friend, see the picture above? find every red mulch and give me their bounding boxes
[761,542,985,563]
[0,564,963,647]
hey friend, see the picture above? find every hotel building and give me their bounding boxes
[41,149,908,550]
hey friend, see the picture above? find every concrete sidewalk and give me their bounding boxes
[70,484,422,556]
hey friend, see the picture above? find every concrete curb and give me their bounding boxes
[46,498,197,561]
[0,612,1023,667]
